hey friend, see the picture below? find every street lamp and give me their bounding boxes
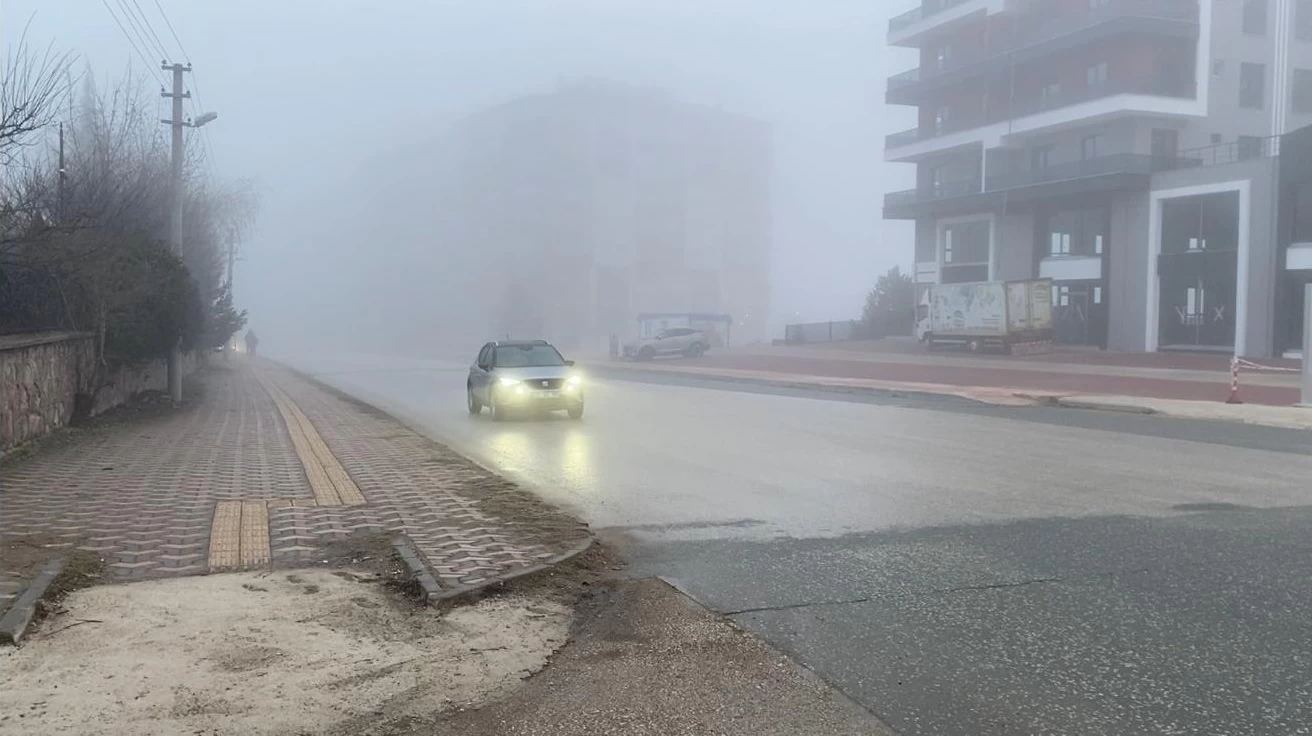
[186,111,218,128]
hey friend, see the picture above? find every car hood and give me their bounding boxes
[492,365,575,381]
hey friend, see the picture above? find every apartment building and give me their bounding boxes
[883,0,1312,357]
[440,80,772,350]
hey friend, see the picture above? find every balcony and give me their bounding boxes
[986,153,1157,195]
[887,77,1198,160]
[888,0,998,46]
[885,179,993,219]
[1162,137,1282,171]
[889,0,978,33]
[885,153,1162,219]
[887,0,1199,105]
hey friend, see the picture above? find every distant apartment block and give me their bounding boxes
[440,80,772,350]
[883,0,1312,357]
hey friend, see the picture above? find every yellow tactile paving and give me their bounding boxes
[207,501,243,570]
[256,373,367,508]
[239,501,271,566]
[281,394,368,506]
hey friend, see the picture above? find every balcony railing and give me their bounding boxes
[985,153,1157,191]
[889,0,978,33]
[1009,77,1195,120]
[884,179,983,209]
[887,0,1198,96]
[886,78,1194,152]
[1163,136,1282,170]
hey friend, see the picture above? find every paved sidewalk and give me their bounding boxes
[0,360,587,618]
[596,360,1312,430]
[592,340,1301,407]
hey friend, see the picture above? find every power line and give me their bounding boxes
[115,0,164,66]
[100,0,165,86]
[125,0,171,61]
[152,0,191,62]
[115,0,164,63]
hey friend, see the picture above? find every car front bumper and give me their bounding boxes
[496,386,584,410]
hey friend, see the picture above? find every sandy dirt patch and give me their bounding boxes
[0,569,570,735]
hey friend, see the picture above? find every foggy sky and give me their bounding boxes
[3,0,916,348]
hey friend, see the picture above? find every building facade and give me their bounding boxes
[883,0,1312,357]
[440,80,772,351]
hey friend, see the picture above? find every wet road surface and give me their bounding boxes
[289,352,1312,735]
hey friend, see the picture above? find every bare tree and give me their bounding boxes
[0,20,75,165]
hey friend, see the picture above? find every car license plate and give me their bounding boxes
[536,390,560,399]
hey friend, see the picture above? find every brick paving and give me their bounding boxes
[261,363,584,589]
[0,368,310,582]
[687,353,1302,406]
[0,361,588,611]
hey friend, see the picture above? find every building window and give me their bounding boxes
[1040,82,1062,109]
[941,220,990,284]
[934,106,951,133]
[1240,62,1266,109]
[1031,145,1053,172]
[1162,192,1240,254]
[1081,135,1101,161]
[1151,128,1179,165]
[1243,0,1268,35]
[1212,60,1225,78]
[1295,69,1312,113]
[935,45,953,69]
[1086,63,1108,94]
[929,165,946,196]
[1299,0,1312,40]
[1044,209,1106,258]
[1238,135,1264,159]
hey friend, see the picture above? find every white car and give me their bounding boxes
[623,328,710,361]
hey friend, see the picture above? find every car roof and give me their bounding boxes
[492,340,554,348]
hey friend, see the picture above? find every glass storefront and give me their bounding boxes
[1158,192,1240,350]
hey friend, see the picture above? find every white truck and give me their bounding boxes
[915,279,1054,354]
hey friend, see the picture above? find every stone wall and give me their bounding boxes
[0,332,199,454]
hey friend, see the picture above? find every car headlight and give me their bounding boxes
[566,375,582,387]
[498,377,521,387]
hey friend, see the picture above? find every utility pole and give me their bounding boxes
[225,227,236,357]
[57,122,66,222]
[162,62,191,403]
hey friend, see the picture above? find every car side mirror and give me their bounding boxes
[564,360,575,367]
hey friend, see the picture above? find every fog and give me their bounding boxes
[3,0,916,356]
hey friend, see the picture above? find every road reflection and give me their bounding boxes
[485,421,597,494]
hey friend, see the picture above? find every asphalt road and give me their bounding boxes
[287,352,1312,735]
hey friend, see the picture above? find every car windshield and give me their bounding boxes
[494,344,566,368]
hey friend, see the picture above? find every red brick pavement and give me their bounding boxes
[0,362,587,609]
[0,367,311,584]
[262,364,583,590]
[691,354,1302,406]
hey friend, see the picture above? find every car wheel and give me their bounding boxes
[467,386,482,415]
[638,346,656,361]
[567,404,584,420]
[686,343,706,358]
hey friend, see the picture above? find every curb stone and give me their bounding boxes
[393,535,594,604]
[0,557,67,646]
[1053,397,1158,415]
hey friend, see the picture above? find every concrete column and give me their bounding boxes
[1303,284,1312,405]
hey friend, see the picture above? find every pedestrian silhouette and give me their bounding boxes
[245,329,259,357]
